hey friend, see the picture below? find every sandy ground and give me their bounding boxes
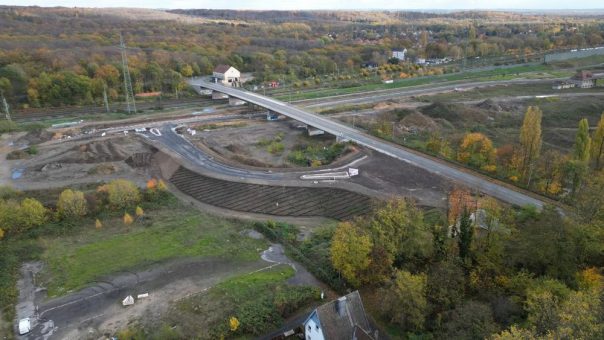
[190,119,350,168]
[351,151,450,208]
[5,136,155,191]
[17,241,325,340]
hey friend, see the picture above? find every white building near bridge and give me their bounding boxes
[212,64,241,87]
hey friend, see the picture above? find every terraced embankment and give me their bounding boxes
[170,166,373,220]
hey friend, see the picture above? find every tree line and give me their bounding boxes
[1,7,603,109]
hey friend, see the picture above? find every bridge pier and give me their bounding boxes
[306,126,325,136]
[211,91,228,100]
[228,97,246,106]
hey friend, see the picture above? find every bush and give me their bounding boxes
[101,179,140,209]
[27,145,38,155]
[57,189,87,219]
[0,120,18,134]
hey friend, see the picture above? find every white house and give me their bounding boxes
[392,49,407,61]
[303,291,375,340]
[212,64,241,87]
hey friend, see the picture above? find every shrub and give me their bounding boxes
[123,213,134,225]
[0,120,18,134]
[105,179,140,209]
[57,189,87,219]
[26,145,38,155]
[135,206,144,217]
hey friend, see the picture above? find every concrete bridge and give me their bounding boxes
[188,78,545,208]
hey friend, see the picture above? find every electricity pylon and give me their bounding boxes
[120,33,136,114]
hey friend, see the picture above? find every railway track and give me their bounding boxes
[11,97,219,122]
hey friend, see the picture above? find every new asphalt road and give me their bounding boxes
[190,79,545,208]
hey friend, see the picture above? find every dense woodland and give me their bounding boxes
[1,6,604,109]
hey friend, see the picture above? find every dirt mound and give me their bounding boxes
[421,102,489,127]
[476,99,503,112]
[400,112,439,132]
[125,153,153,167]
[16,129,54,145]
[50,140,133,164]
[88,164,118,175]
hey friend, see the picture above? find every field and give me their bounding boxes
[40,201,267,297]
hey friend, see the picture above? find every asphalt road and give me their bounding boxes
[190,79,545,208]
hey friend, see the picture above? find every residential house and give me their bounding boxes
[212,65,241,87]
[392,49,407,61]
[303,291,376,340]
[570,70,596,88]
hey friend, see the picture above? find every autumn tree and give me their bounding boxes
[574,118,591,162]
[95,219,103,229]
[330,221,373,287]
[229,316,240,331]
[123,212,134,225]
[135,206,144,218]
[458,209,474,261]
[448,188,476,226]
[591,113,604,169]
[519,106,543,185]
[379,270,428,331]
[105,179,140,209]
[535,150,565,195]
[57,189,87,219]
[457,132,496,172]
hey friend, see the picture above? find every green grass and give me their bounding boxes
[42,208,267,297]
[276,64,555,102]
[169,264,319,338]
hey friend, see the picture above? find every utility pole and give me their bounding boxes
[120,33,136,114]
[0,91,10,121]
[102,85,110,113]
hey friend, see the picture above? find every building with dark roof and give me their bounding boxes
[303,291,376,340]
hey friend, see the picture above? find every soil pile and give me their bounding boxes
[400,112,439,132]
[477,99,503,112]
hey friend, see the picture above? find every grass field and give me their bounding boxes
[166,264,319,338]
[40,205,267,297]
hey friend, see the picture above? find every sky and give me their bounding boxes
[1,0,603,10]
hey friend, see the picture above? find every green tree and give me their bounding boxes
[427,261,466,313]
[519,106,543,185]
[575,170,604,223]
[379,270,428,331]
[369,199,432,269]
[57,189,87,219]
[591,113,604,169]
[17,198,47,232]
[437,301,499,339]
[574,118,591,162]
[525,279,570,335]
[330,221,373,287]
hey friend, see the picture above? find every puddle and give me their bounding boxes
[11,168,24,179]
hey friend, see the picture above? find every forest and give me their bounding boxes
[1,6,604,109]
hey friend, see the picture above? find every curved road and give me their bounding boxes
[190,79,545,208]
